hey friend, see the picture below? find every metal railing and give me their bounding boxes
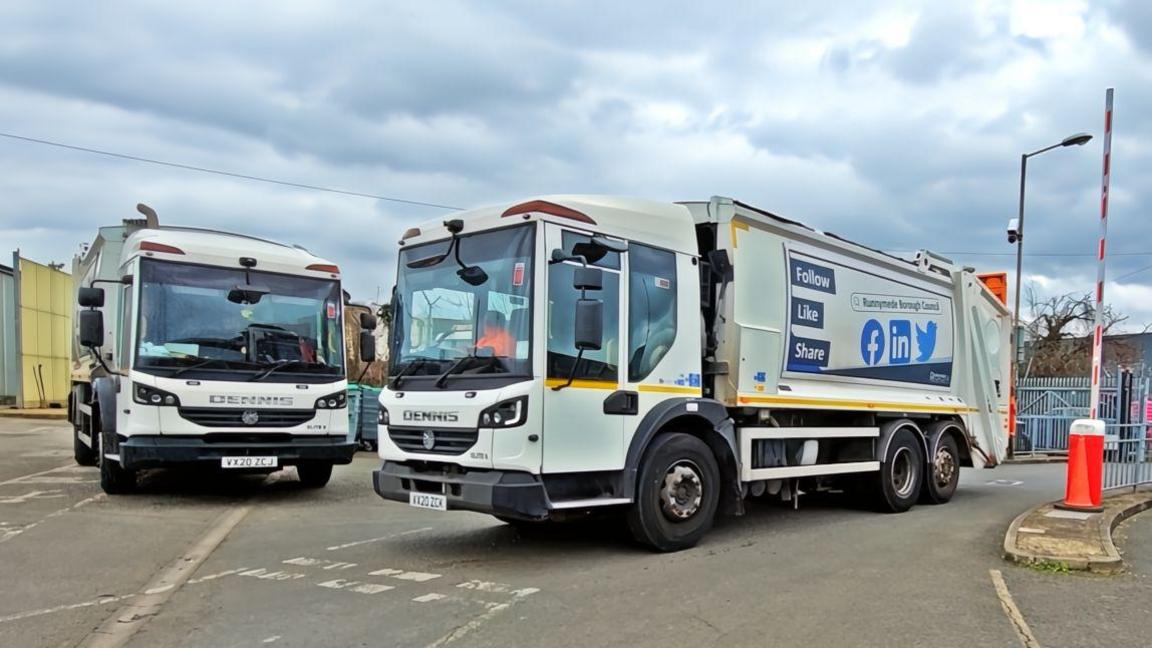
[1103,423,1152,491]
[1015,415,1080,454]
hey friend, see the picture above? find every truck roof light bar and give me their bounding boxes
[139,241,185,255]
[502,200,596,225]
[306,263,340,275]
[400,227,421,243]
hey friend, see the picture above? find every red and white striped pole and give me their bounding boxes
[1089,88,1114,420]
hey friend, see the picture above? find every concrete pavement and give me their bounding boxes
[2,417,1151,647]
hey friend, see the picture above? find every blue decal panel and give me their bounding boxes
[783,247,953,387]
[790,259,836,294]
[791,297,824,329]
[786,336,831,371]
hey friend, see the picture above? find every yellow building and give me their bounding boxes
[3,253,73,409]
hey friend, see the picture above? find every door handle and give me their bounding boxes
[603,390,638,415]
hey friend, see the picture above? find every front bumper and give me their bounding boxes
[373,461,550,521]
[119,435,357,470]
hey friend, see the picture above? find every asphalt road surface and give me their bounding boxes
[2,417,1150,648]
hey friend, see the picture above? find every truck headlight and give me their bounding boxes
[315,391,347,409]
[479,396,527,428]
[133,383,180,407]
[378,407,389,425]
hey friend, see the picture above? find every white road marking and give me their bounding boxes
[239,569,306,581]
[0,462,75,487]
[262,636,281,644]
[455,581,539,598]
[282,557,356,570]
[14,475,98,485]
[351,583,395,594]
[0,493,105,545]
[283,557,323,567]
[325,526,434,551]
[187,568,249,584]
[423,601,514,648]
[0,594,135,624]
[0,489,66,504]
[317,579,394,594]
[368,568,442,582]
[990,569,1041,648]
[79,506,252,648]
[413,593,447,603]
[317,579,356,590]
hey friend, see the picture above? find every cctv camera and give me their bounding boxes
[1006,218,1020,244]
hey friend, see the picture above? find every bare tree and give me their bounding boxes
[1023,284,1137,377]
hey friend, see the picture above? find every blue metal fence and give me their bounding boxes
[1103,423,1152,491]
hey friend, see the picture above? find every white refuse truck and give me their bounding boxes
[372,196,1010,550]
[71,205,376,493]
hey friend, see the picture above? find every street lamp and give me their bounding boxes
[1008,131,1093,453]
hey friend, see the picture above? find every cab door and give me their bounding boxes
[540,224,626,473]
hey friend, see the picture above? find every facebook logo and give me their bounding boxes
[860,319,885,366]
[889,320,912,365]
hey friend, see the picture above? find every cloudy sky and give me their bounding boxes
[1,1,1149,329]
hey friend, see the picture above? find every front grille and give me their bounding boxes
[178,407,316,428]
[388,426,478,455]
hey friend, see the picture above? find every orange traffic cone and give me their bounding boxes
[1056,419,1105,512]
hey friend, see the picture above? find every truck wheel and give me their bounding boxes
[874,428,923,513]
[921,434,960,504]
[297,463,333,488]
[626,433,720,552]
[73,417,97,467]
[97,431,137,494]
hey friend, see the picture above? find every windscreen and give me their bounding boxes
[135,259,344,380]
[391,224,534,382]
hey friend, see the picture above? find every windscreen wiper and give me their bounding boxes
[249,359,314,382]
[389,358,430,390]
[434,352,498,388]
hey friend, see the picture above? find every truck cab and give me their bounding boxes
[71,214,363,493]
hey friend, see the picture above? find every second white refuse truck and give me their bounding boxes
[372,196,1010,550]
[71,205,375,493]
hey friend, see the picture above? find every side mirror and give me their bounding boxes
[359,330,376,362]
[573,266,602,291]
[574,299,603,351]
[228,285,270,305]
[79,310,104,348]
[359,312,378,330]
[78,287,105,308]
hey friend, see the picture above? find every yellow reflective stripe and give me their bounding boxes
[736,393,977,414]
[543,378,618,390]
[730,220,749,248]
[637,384,702,395]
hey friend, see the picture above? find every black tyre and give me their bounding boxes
[297,462,333,488]
[73,415,97,467]
[873,428,923,513]
[626,433,720,552]
[98,430,137,494]
[921,433,960,505]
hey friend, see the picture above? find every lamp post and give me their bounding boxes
[1009,132,1093,455]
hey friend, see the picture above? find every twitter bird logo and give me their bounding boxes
[915,322,937,362]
